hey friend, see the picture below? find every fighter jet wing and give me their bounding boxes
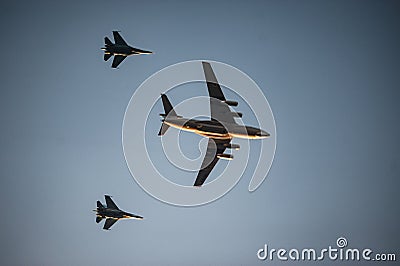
[202,62,236,124]
[111,55,127,68]
[194,138,231,186]
[103,218,118,230]
[105,195,119,210]
[113,31,128,46]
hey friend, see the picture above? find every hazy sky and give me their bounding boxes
[0,0,399,265]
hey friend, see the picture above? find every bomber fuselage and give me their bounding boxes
[164,117,270,139]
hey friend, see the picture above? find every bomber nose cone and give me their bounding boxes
[258,130,270,138]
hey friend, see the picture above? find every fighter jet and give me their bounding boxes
[101,31,152,68]
[94,195,143,230]
[158,61,270,187]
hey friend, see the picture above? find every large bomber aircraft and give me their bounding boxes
[159,62,270,186]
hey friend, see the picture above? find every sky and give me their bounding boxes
[0,0,399,265]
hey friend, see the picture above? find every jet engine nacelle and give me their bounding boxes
[225,143,240,150]
[223,100,238,107]
[217,154,234,160]
[231,112,243,118]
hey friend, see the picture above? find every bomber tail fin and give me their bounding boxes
[96,216,103,223]
[158,94,178,136]
[158,123,170,136]
[161,94,177,117]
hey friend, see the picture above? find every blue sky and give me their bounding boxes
[0,0,399,265]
